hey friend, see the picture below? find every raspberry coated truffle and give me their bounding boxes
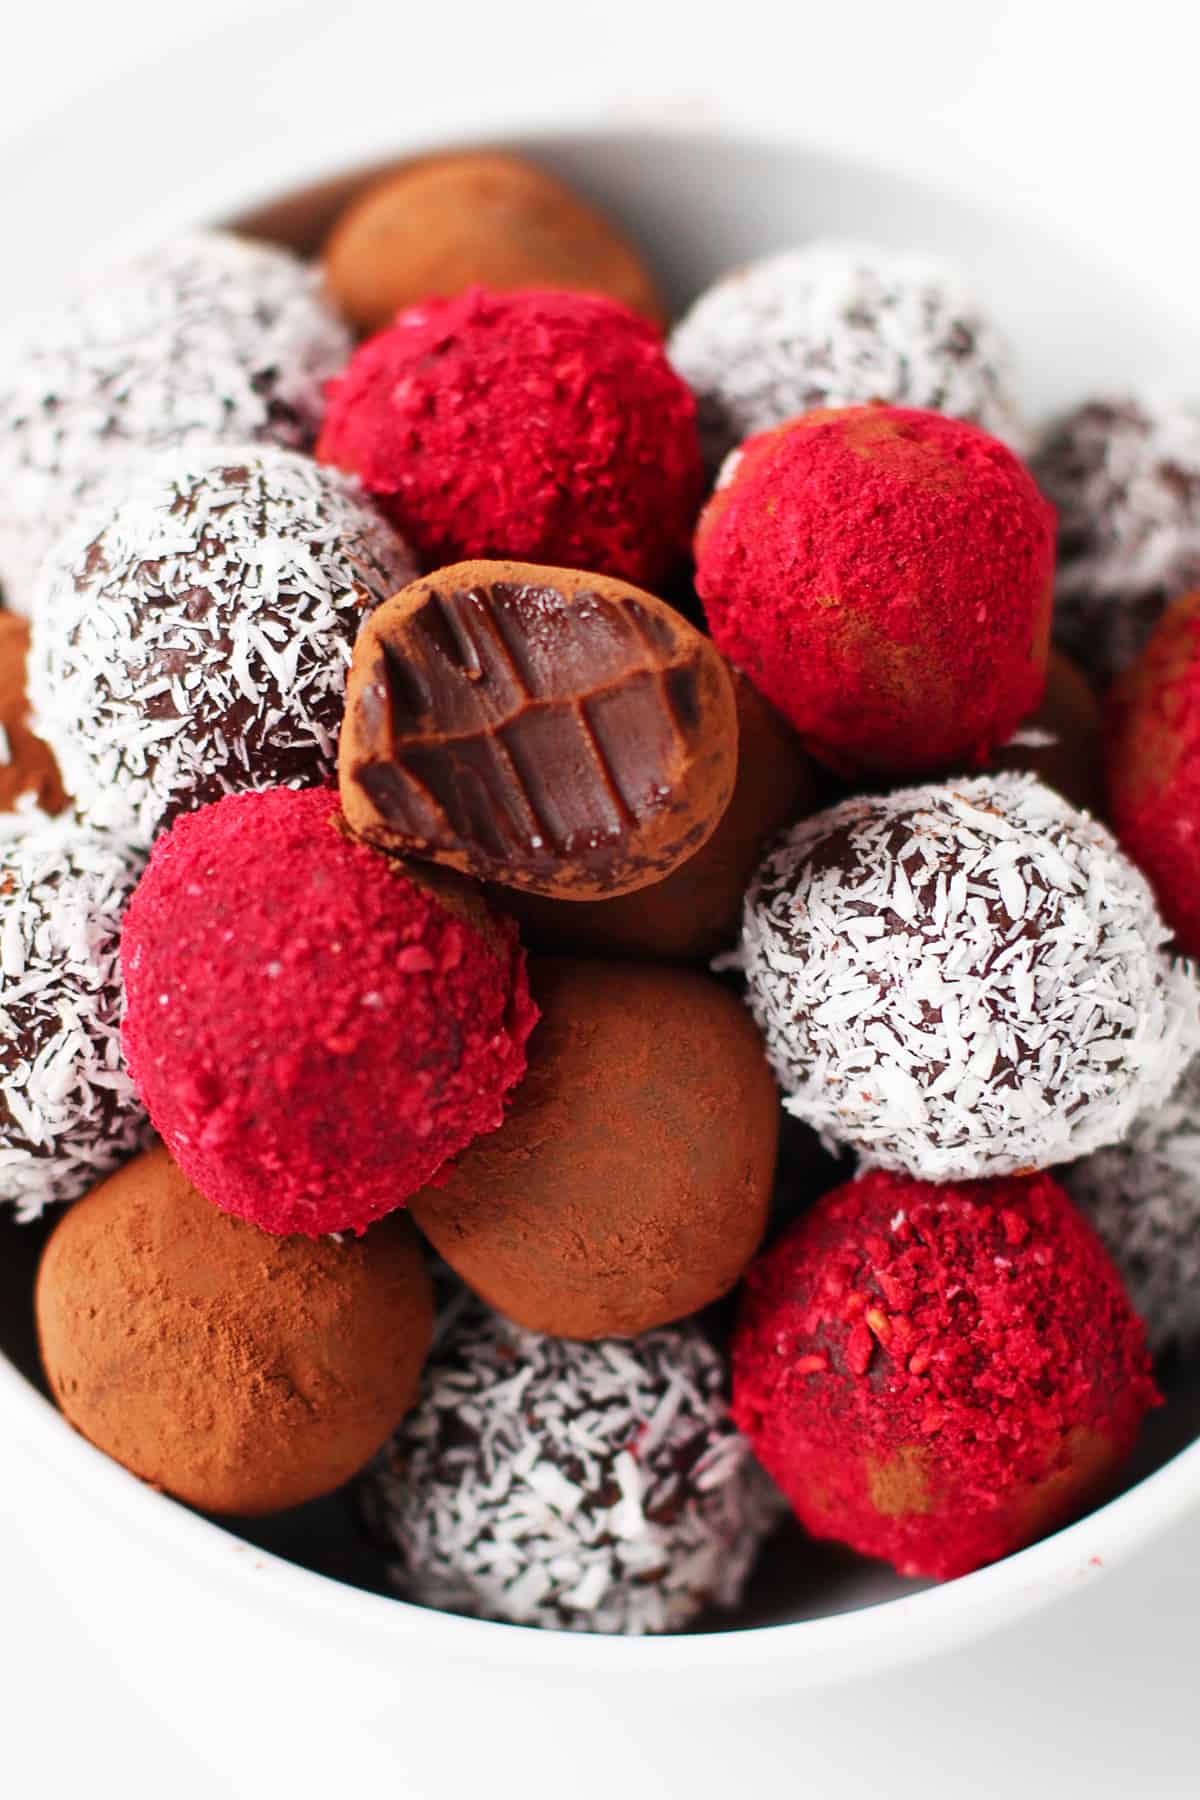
[0,811,147,1220]
[669,241,1024,473]
[694,406,1055,776]
[121,787,537,1237]
[0,232,352,614]
[733,1170,1158,1580]
[739,772,1197,1181]
[29,446,416,847]
[37,1144,434,1515]
[410,957,778,1338]
[357,1306,782,1633]
[317,287,703,587]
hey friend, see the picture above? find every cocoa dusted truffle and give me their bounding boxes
[733,1169,1159,1580]
[339,560,737,901]
[37,1145,434,1515]
[669,241,1024,472]
[738,772,1197,1181]
[324,151,664,335]
[985,649,1105,817]
[410,958,777,1339]
[0,233,352,614]
[29,446,416,847]
[357,1306,782,1633]
[0,615,67,817]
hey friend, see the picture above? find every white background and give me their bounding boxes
[4,3,1200,1794]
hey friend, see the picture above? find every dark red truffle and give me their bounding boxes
[694,405,1056,776]
[121,787,537,1237]
[732,1169,1158,1581]
[316,287,703,588]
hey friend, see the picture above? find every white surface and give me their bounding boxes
[5,2,1200,1794]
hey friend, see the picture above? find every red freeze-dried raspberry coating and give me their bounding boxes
[316,287,702,587]
[694,406,1056,776]
[121,787,537,1238]
[732,1170,1158,1580]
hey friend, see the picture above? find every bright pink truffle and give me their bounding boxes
[121,787,537,1237]
[316,286,703,587]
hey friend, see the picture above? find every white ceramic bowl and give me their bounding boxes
[3,120,1200,1700]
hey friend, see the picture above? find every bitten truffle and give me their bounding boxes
[317,288,702,588]
[37,1144,434,1515]
[669,241,1024,472]
[1108,592,1200,953]
[29,446,416,847]
[733,1169,1159,1580]
[694,406,1055,776]
[410,958,778,1338]
[0,615,67,816]
[324,151,664,335]
[738,773,1197,1180]
[357,1305,782,1632]
[121,787,537,1237]
[985,649,1105,817]
[0,233,351,614]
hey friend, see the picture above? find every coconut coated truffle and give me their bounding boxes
[29,446,416,847]
[37,1144,434,1515]
[694,406,1055,776]
[670,241,1024,472]
[0,232,352,614]
[121,787,537,1238]
[317,287,702,588]
[0,811,147,1220]
[733,1169,1158,1580]
[738,772,1197,1181]
[357,1306,782,1633]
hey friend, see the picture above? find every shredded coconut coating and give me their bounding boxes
[1066,1054,1200,1354]
[1034,395,1200,686]
[736,772,1198,1181]
[668,241,1025,473]
[0,808,148,1219]
[0,231,353,614]
[357,1307,782,1635]
[28,446,416,847]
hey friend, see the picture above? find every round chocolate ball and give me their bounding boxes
[0,811,147,1220]
[410,957,778,1339]
[984,648,1105,816]
[29,445,415,847]
[669,241,1025,473]
[739,772,1197,1180]
[357,1305,782,1633]
[37,1144,434,1515]
[0,614,67,817]
[0,232,352,614]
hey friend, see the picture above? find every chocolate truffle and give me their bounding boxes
[669,241,1025,473]
[694,406,1055,777]
[357,1306,782,1632]
[410,957,777,1338]
[984,648,1105,816]
[497,671,820,959]
[0,811,147,1220]
[738,772,1197,1181]
[37,1144,434,1515]
[1066,1054,1200,1355]
[1034,396,1200,686]
[317,288,702,590]
[1108,592,1200,952]
[29,446,416,847]
[339,560,737,900]
[324,151,664,335]
[733,1170,1158,1580]
[0,232,352,614]
[121,787,537,1238]
[0,615,67,816]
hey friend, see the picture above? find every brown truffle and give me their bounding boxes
[36,1145,434,1515]
[987,649,1105,815]
[323,151,665,335]
[497,672,819,959]
[339,561,738,900]
[409,958,778,1338]
[0,614,67,815]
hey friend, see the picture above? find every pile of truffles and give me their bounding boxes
[3,144,1199,1638]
